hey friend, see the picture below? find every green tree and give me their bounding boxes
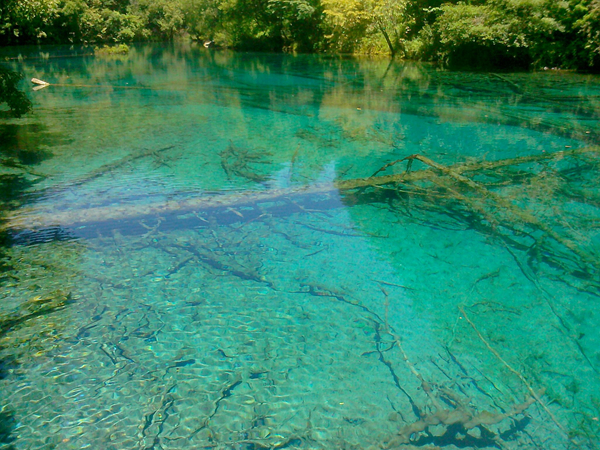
[193,0,323,51]
[267,0,325,52]
[0,0,62,45]
[567,0,600,69]
[180,0,222,42]
[213,0,282,50]
[78,0,146,43]
[322,0,406,56]
[433,0,563,69]
[132,0,186,40]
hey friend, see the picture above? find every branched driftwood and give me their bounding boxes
[367,152,600,378]
[220,141,272,183]
[2,146,598,233]
[398,153,598,272]
[52,145,176,194]
[378,288,543,449]
[458,305,570,439]
[388,389,538,447]
[364,150,600,289]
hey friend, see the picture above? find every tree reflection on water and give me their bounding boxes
[0,65,31,118]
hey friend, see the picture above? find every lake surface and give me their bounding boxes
[1,43,600,450]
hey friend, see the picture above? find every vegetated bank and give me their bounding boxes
[0,0,600,71]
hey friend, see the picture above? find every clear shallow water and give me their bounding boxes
[1,43,600,449]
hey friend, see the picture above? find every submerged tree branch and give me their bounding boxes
[2,146,598,233]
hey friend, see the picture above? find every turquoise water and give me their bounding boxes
[1,43,600,449]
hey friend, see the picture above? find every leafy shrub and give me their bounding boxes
[94,43,130,54]
[80,7,146,43]
[573,0,600,69]
[433,0,563,69]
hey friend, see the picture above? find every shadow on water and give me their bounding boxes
[0,65,32,119]
[0,408,16,450]
[0,174,37,281]
[0,66,59,239]
[0,174,36,207]
[1,65,60,450]
[407,417,531,449]
[0,68,29,450]
[0,65,40,268]
[0,124,57,166]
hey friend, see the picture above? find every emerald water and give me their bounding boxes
[1,43,600,450]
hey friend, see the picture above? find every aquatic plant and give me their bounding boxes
[95,44,130,55]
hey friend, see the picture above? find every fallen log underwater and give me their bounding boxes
[1,146,599,241]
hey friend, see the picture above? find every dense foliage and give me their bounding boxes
[1,0,600,70]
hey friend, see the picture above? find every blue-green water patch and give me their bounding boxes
[1,43,600,450]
